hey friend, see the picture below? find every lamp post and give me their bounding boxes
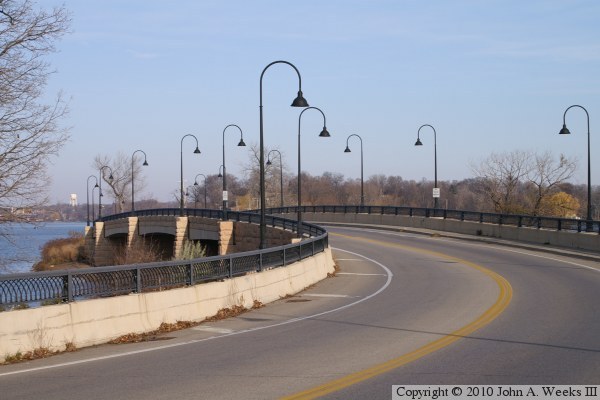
[267,149,284,208]
[91,184,98,223]
[86,175,98,226]
[344,134,364,207]
[98,165,114,219]
[222,124,246,220]
[180,134,201,215]
[131,149,148,212]
[194,173,207,208]
[297,107,330,237]
[560,105,592,226]
[415,124,439,209]
[259,60,308,248]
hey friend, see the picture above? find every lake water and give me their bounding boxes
[0,222,86,274]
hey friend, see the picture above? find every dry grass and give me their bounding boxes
[113,240,163,265]
[33,233,86,272]
[110,301,265,344]
[2,347,58,365]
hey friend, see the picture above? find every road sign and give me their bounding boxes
[432,188,440,198]
[223,191,228,201]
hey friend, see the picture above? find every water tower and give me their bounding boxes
[70,193,78,207]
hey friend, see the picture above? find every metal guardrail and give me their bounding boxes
[265,205,600,234]
[0,210,328,307]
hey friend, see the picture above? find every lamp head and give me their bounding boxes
[194,181,198,186]
[238,138,246,147]
[218,172,223,178]
[143,160,148,166]
[414,138,423,146]
[193,146,201,154]
[108,174,114,181]
[266,159,272,166]
[319,127,330,137]
[344,146,351,153]
[291,90,309,107]
[559,124,571,135]
[94,183,99,188]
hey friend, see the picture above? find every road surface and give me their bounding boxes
[1,225,598,399]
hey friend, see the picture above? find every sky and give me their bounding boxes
[42,0,600,204]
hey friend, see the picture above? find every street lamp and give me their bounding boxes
[180,134,201,215]
[91,184,98,223]
[560,105,593,226]
[297,107,330,237]
[344,134,364,207]
[86,175,98,226]
[222,124,246,220]
[98,165,114,219]
[259,60,308,248]
[131,149,148,212]
[194,173,207,208]
[267,149,284,208]
[415,124,439,209]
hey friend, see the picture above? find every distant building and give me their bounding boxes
[70,194,78,207]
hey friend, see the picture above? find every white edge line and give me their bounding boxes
[0,247,393,378]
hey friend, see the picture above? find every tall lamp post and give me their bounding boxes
[180,134,201,215]
[267,149,284,208]
[194,173,207,208]
[259,60,308,248]
[415,124,439,209]
[131,149,148,212]
[344,134,364,207]
[222,124,246,220]
[91,184,98,223]
[560,105,593,226]
[297,107,330,237]
[98,165,114,219]
[86,175,98,226]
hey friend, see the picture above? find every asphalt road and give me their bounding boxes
[1,226,598,399]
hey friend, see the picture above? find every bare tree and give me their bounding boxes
[526,152,577,216]
[93,152,147,214]
[0,0,71,221]
[470,150,532,214]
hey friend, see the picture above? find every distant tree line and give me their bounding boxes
[49,149,598,222]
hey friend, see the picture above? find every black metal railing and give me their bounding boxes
[0,210,328,307]
[264,205,600,234]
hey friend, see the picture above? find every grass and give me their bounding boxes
[33,232,86,272]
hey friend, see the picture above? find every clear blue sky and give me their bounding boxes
[44,0,600,203]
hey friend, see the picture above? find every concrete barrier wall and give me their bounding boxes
[0,248,335,357]
[294,212,600,252]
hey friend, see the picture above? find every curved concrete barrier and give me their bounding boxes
[0,248,335,357]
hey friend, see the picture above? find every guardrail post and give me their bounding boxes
[136,267,142,293]
[187,262,193,286]
[64,273,73,302]
[229,255,233,278]
[259,252,263,272]
[283,248,286,266]
[557,219,562,231]
[479,213,483,223]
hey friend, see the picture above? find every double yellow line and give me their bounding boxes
[282,233,513,400]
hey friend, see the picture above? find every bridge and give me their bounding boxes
[86,208,301,266]
[1,206,599,398]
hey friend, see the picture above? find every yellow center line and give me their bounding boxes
[281,232,513,400]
